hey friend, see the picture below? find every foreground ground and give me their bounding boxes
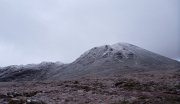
[0,70,179,104]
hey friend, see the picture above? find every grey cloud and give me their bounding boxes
[0,0,179,66]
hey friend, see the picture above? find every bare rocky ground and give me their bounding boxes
[0,70,179,104]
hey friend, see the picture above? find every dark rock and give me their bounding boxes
[7,92,22,98]
[127,52,134,59]
[8,98,25,104]
[115,52,123,59]
[23,91,38,97]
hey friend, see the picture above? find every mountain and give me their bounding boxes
[0,43,179,81]
[51,43,180,79]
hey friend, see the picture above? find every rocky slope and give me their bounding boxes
[0,70,179,104]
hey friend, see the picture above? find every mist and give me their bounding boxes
[0,0,179,66]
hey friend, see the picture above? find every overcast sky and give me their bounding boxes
[0,0,179,66]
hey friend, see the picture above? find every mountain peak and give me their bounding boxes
[111,42,136,50]
[77,43,136,61]
[73,42,179,70]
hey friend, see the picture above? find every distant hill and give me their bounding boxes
[0,62,65,81]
